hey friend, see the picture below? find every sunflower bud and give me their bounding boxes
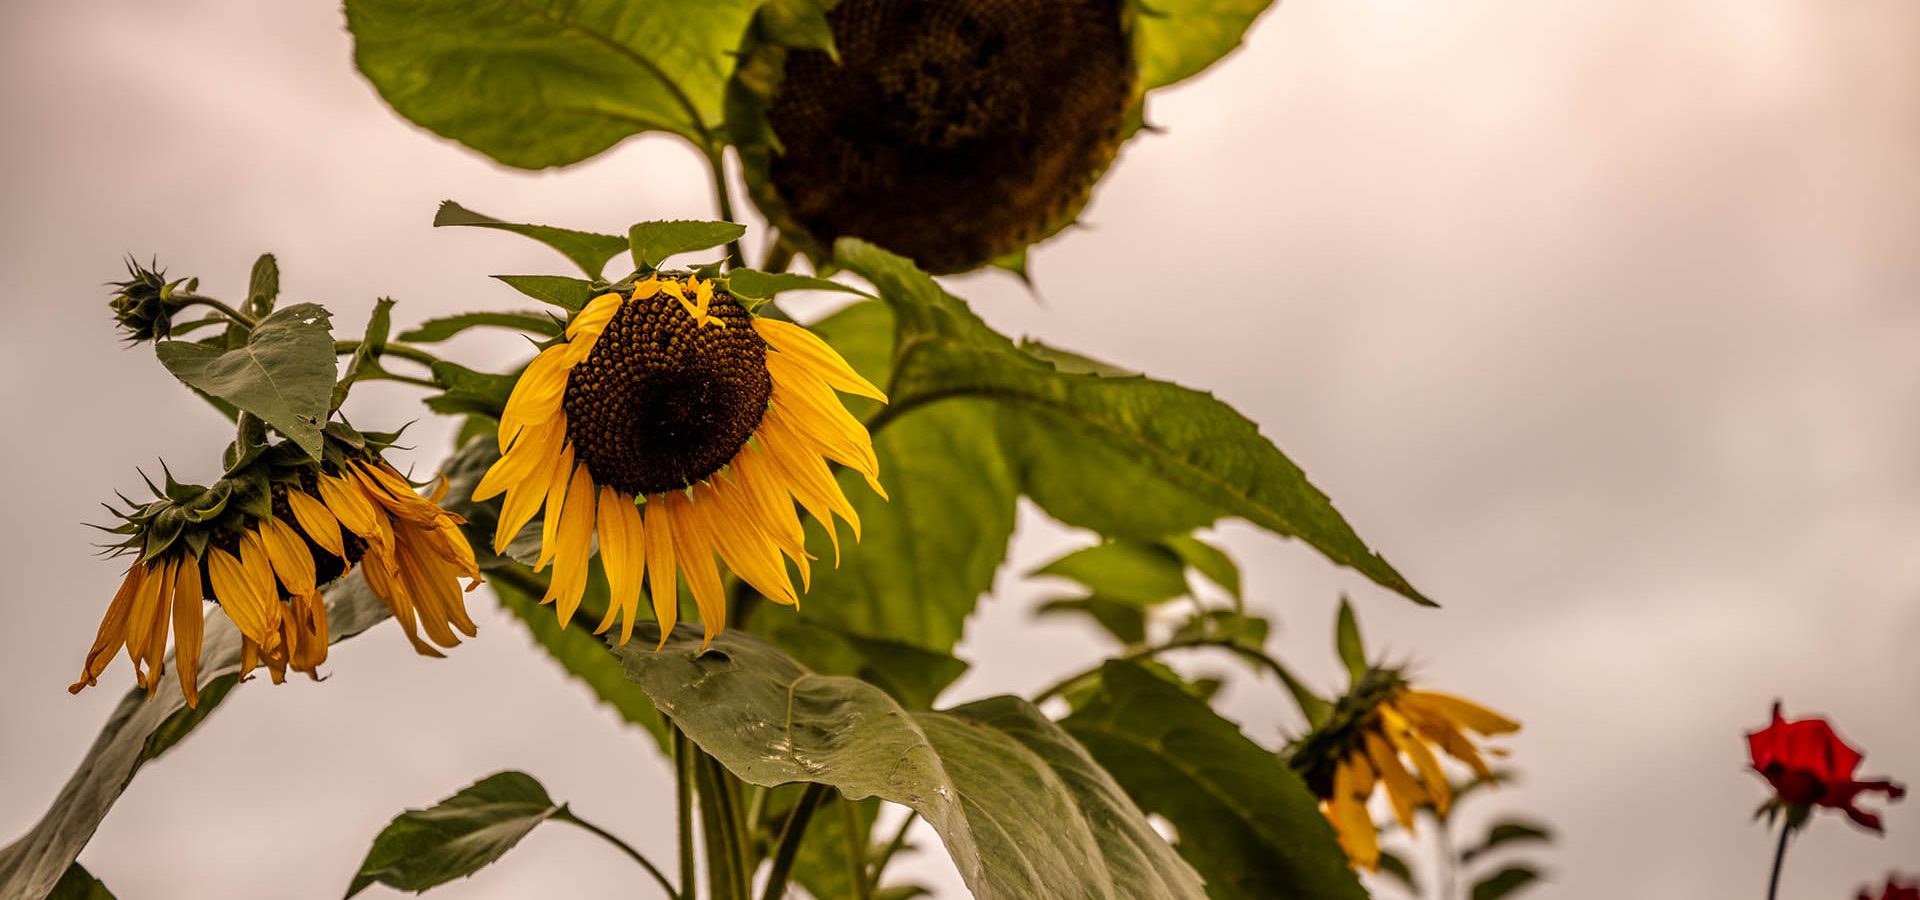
[107,258,198,343]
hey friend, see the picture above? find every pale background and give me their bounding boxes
[4,1,1919,897]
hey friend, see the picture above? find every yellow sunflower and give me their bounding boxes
[473,272,885,646]
[71,455,481,706]
[1312,682,1520,870]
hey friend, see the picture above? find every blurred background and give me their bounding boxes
[4,0,1919,896]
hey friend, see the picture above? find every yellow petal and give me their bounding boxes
[69,564,143,693]
[286,488,346,559]
[754,316,888,403]
[1381,704,1451,815]
[207,546,280,649]
[498,344,575,450]
[536,441,576,572]
[594,486,645,645]
[1364,731,1425,830]
[665,491,727,647]
[642,494,678,646]
[544,465,597,626]
[171,554,205,706]
[1400,690,1521,736]
[259,518,317,596]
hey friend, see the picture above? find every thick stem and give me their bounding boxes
[840,798,870,900]
[558,809,682,900]
[707,147,746,269]
[181,295,257,329]
[1766,822,1790,900]
[697,754,750,900]
[673,725,698,900]
[760,784,832,900]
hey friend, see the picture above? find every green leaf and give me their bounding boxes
[837,239,1434,607]
[398,310,561,343]
[246,253,280,315]
[345,771,565,897]
[431,201,628,278]
[47,863,113,900]
[347,0,762,166]
[755,0,837,57]
[1037,596,1149,646]
[1163,534,1241,600]
[1133,0,1280,90]
[1471,866,1543,900]
[1060,661,1366,900]
[426,361,519,419]
[1031,539,1190,607]
[1335,597,1367,683]
[781,792,876,900]
[616,628,1206,900]
[628,220,747,269]
[1462,821,1553,864]
[155,303,336,459]
[760,619,967,710]
[724,268,871,301]
[493,275,604,313]
[1170,609,1270,649]
[332,297,395,411]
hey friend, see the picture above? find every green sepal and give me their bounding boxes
[1335,596,1367,684]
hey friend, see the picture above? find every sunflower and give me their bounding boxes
[71,450,481,706]
[1289,668,1520,870]
[473,272,885,647]
[745,0,1137,273]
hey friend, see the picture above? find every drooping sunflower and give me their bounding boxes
[473,271,885,646]
[71,439,482,705]
[1288,667,1521,870]
[739,0,1137,274]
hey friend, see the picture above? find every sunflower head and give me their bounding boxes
[107,257,196,343]
[738,0,1138,274]
[1287,665,1521,870]
[477,270,886,648]
[72,427,482,705]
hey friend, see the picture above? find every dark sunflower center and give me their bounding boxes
[767,0,1133,274]
[563,286,771,496]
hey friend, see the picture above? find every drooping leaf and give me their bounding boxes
[398,311,560,343]
[1471,866,1544,900]
[615,628,1206,900]
[725,268,871,301]
[1060,661,1366,900]
[155,303,336,459]
[333,297,395,410]
[628,220,747,269]
[47,862,113,900]
[837,239,1433,607]
[492,275,604,313]
[1031,539,1191,607]
[347,0,763,166]
[1335,596,1367,683]
[426,361,519,419]
[345,771,565,897]
[430,201,628,278]
[1461,821,1553,864]
[1037,595,1149,646]
[1132,0,1280,90]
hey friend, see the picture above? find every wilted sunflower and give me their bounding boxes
[744,0,1137,273]
[1288,667,1521,870]
[71,438,482,706]
[473,272,885,646]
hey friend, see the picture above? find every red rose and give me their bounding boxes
[1857,875,1920,900]
[1748,702,1906,832]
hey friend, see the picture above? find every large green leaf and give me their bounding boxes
[1061,661,1365,900]
[0,576,393,900]
[345,771,565,897]
[616,628,1205,900]
[347,0,763,167]
[836,239,1433,607]
[431,202,630,278]
[1133,0,1280,90]
[154,303,336,459]
[759,619,967,710]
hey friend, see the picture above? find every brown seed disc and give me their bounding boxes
[767,0,1133,273]
[563,285,771,496]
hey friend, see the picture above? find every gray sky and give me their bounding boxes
[4,1,1919,897]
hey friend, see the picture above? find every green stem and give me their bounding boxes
[697,753,750,899]
[865,811,918,893]
[1031,636,1286,705]
[558,809,682,900]
[760,784,832,900]
[758,237,796,274]
[1766,822,1790,900]
[673,724,698,900]
[840,798,870,900]
[182,295,257,329]
[333,339,441,368]
[707,147,745,269]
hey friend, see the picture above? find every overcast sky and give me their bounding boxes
[4,1,1919,898]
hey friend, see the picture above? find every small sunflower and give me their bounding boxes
[473,272,885,646]
[745,0,1137,273]
[71,443,482,705]
[1289,667,1521,870]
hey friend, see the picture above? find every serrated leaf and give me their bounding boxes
[1471,866,1543,900]
[1031,539,1190,607]
[1133,0,1280,90]
[1462,821,1553,864]
[345,772,564,897]
[837,239,1434,607]
[725,268,871,301]
[347,0,762,166]
[628,220,747,269]
[1335,597,1367,683]
[398,310,561,343]
[493,274,604,312]
[426,361,519,419]
[155,303,336,459]
[616,628,1206,900]
[1060,661,1366,900]
[431,201,628,278]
